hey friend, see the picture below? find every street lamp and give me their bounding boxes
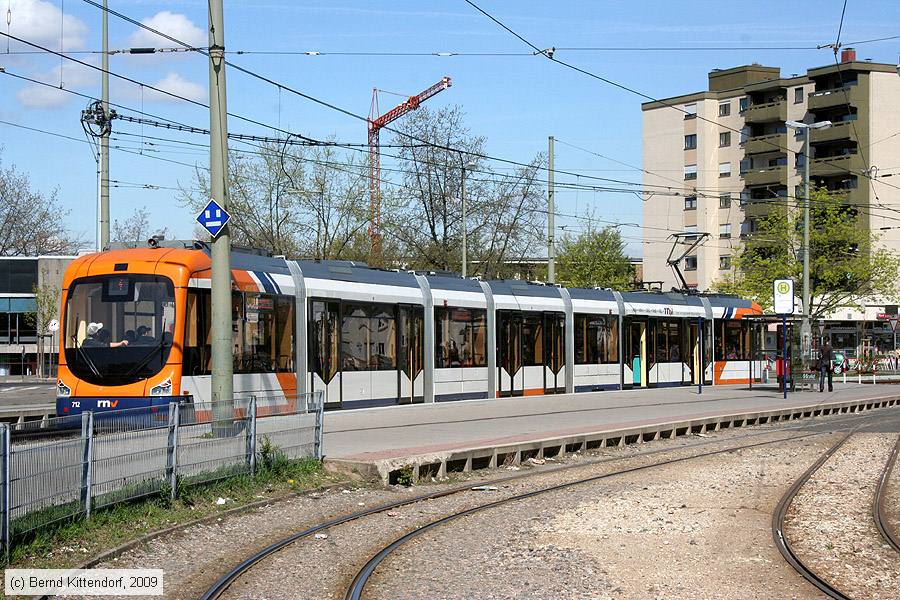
[460,159,477,277]
[785,119,832,363]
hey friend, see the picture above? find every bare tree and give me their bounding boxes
[24,269,60,379]
[383,106,546,276]
[0,153,85,255]
[179,142,369,260]
[111,207,170,246]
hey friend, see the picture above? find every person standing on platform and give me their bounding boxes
[818,338,834,393]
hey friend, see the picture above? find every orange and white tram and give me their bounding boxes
[56,242,762,414]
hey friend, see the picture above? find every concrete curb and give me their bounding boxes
[327,395,900,484]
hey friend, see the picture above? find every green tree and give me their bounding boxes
[714,187,898,317]
[556,226,635,289]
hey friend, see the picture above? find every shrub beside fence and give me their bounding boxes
[0,392,323,556]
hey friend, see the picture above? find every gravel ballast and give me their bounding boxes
[362,434,841,599]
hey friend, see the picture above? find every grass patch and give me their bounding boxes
[4,457,343,572]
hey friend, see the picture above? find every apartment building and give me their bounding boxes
[642,50,900,291]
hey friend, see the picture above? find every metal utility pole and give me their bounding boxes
[786,119,831,364]
[801,126,811,362]
[548,135,556,283]
[99,0,110,250]
[208,0,233,427]
[461,164,468,278]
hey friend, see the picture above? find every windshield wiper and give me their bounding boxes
[123,338,168,378]
[71,335,102,378]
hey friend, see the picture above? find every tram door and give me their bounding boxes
[628,320,648,387]
[310,299,341,408]
[398,305,424,404]
[688,322,701,385]
[498,312,523,396]
[544,313,565,394]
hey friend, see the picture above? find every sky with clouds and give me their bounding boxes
[1,0,898,254]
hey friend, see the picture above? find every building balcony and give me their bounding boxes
[742,100,787,124]
[809,120,855,144]
[744,132,787,155]
[808,83,861,112]
[809,154,865,178]
[742,165,788,187]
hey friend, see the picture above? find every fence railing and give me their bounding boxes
[0,392,324,556]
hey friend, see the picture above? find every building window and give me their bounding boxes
[684,225,698,239]
[684,195,697,210]
[739,191,750,206]
[740,126,750,145]
[719,193,731,209]
[740,220,755,237]
[684,103,697,119]
[719,131,731,147]
[719,255,732,270]
[795,127,804,138]
[739,97,750,112]
[795,153,806,168]
[719,223,732,238]
[719,162,731,178]
[794,87,804,104]
[718,102,730,117]
[684,134,697,150]
[684,164,697,180]
[684,256,698,271]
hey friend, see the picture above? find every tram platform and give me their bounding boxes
[322,383,900,483]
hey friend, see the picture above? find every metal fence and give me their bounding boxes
[0,392,323,555]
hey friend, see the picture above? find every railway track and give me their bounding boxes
[201,420,854,600]
[771,433,854,600]
[773,431,900,600]
[873,435,900,552]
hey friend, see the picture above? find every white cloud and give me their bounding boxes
[144,72,205,103]
[15,61,99,109]
[127,11,205,49]
[7,0,88,51]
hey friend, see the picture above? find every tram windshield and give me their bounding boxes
[64,275,176,386]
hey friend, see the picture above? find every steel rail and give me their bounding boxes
[772,433,853,600]
[201,424,833,600]
[873,435,900,552]
[201,408,882,600]
[344,430,835,600]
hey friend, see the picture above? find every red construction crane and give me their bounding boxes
[368,76,452,265]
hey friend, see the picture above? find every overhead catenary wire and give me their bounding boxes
[79,0,736,195]
[460,0,900,199]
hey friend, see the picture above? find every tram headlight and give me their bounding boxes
[150,378,173,396]
[57,380,71,397]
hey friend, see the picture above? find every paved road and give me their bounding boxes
[322,383,900,460]
[0,382,56,407]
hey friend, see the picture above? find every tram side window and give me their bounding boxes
[435,307,487,368]
[227,292,294,374]
[574,314,619,364]
[309,300,339,383]
[656,320,682,362]
[521,313,544,367]
[183,289,212,376]
[341,302,397,371]
[716,320,751,360]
